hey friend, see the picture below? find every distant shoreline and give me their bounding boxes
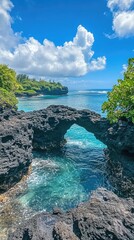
[15,88,68,97]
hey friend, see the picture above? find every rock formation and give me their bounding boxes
[105,149,134,198]
[0,105,134,192]
[7,188,134,240]
[0,106,134,239]
[0,109,33,193]
[22,105,134,154]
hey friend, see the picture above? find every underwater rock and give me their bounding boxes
[8,188,134,240]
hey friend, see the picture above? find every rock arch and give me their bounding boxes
[25,105,134,155]
[28,105,110,151]
[0,105,134,192]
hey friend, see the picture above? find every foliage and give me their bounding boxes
[0,66,67,109]
[0,88,18,109]
[16,74,67,96]
[0,64,20,91]
[0,65,19,109]
[15,89,37,96]
[102,58,134,123]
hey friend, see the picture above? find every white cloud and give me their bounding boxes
[0,0,106,78]
[107,0,134,38]
[88,57,106,71]
[0,0,20,50]
[113,11,134,37]
[108,0,134,11]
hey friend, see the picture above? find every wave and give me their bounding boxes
[77,90,108,94]
[97,91,108,94]
[32,159,59,169]
[67,139,84,146]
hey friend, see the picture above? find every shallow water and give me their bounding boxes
[1,90,113,237]
[17,124,111,213]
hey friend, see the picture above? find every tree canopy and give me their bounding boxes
[102,58,134,123]
[0,64,19,109]
[0,66,68,109]
[16,74,67,96]
[0,64,20,91]
[0,88,18,110]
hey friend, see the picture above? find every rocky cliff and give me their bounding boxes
[0,105,134,192]
[0,109,33,193]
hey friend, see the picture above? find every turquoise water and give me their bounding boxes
[18,90,108,113]
[15,90,112,214]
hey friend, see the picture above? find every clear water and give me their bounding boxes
[18,90,108,113]
[0,90,112,237]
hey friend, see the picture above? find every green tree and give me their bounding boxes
[0,65,20,109]
[0,88,18,109]
[102,58,134,123]
[0,64,20,91]
[17,74,29,83]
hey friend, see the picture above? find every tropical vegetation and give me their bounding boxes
[0,65,68,110]
[16,74,68,96]
[102,58,134,123]
[0,65,20,109]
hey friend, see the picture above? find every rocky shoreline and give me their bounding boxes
[0,105,134,239]
[7,188,134,240]
[0,105,134,193]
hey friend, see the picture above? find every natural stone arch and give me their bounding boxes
[0,105,134,192]
[29,105,110,151]
[27,105,134,155]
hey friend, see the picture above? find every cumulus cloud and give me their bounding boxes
[88,57,106,71]
[0,0,20,50]
[0,0,106,78]
[113,11,134,37]
[107,0,134,37]
[108,0,134,11]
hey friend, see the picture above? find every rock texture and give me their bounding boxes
[105,149,134,198]
[8,188,134,240]
[23,105,134,154]
[0,109,33,193]
[0,105,134,192]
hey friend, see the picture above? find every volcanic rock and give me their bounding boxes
[8,188,134,240]
[0,105,134,192]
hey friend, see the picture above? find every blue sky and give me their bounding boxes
[0,0,134,89]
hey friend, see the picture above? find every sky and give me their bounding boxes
[0,0,134,89]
